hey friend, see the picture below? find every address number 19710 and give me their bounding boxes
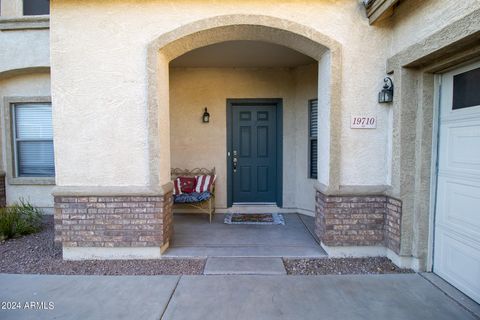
[350,115,377,129]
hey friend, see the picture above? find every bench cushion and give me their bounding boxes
[173,191,212,204]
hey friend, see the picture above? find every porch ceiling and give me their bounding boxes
[170,40,316,68]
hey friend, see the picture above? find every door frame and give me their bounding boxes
[226,98,283,208]
[427,73,442,272]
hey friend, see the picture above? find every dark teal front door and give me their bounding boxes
[228,101,280,204]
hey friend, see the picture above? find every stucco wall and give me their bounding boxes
[390,0,480,56]
[0,0,22,18]
[0,73,54,210]
[51,0,392,190]
[170,65,317,211]
[293,64,318,212]
[0,29,49,75]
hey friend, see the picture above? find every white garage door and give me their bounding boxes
[434,60,480,304]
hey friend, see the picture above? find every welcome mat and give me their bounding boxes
[224,213,285,225]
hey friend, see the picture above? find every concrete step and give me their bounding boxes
[204,257,287,275]
[164,245,326,258]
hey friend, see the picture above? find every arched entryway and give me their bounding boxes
[144,15,343,253]
[146,14,342,192]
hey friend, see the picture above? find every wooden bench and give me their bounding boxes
[171,167,216,223]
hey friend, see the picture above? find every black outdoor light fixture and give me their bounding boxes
[202,107,210,123]
[378,77,394,103]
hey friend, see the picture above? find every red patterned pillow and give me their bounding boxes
[173,178,182,195]
[195,175,216,193]
[178,176,197,193]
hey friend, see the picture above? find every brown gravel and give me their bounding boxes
[1,216,415,276]
[283,257,414,275]
[0,216,205,275]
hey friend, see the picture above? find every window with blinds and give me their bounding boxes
[13,104,54,177]
[309,99,318,179]
[23,0,50,16]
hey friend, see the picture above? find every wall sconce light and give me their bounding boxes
[378,77,394,103]
[202,107,210,123]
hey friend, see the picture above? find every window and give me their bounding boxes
[452,67,480,110]
[12,103,54,177]
[23,0,50,16]
[309,99,318,179]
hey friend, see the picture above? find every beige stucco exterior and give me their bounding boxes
[0,29,49,74]
[0,0,23,18]
[49,0,389,191]
[390,0,480,55]
[1,0,479,267]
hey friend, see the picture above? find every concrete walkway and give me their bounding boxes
[1,273,478,320]
[204,257,286,275]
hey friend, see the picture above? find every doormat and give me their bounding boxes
[224,213,285,225]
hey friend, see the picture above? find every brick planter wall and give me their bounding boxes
[315,191,402,253]
[54,192,173,251]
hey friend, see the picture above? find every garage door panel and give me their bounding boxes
[439,121,480,174]
[436,177,480,238]
[435,60,480,304]
[434,232,480,304]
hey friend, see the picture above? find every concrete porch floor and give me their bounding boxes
[164,213,327,258]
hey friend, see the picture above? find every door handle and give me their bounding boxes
[233,150,238,173]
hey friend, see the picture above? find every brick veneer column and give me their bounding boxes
[54,192,173,252]
[315,191,402,251]
[385,197,402,254]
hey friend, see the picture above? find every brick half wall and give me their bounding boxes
[315,191,402,254]
[54,193,173,251]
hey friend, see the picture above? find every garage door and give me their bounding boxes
[434,60,480,304]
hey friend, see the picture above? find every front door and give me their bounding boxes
[228,100,280,204]
[434,60,480,304]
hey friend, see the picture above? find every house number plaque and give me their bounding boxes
[350,114,377,129]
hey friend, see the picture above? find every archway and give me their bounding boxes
[146,15,342,194]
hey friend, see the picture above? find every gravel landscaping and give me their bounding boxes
[2,215,414,276]
[283,257,414,275]
[0,216,205,275]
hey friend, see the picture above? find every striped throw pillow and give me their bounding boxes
[195,175,216,193]
[173,178,182,195]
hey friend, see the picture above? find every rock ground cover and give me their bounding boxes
[0,216,205,275]
[1,216,413,276]
[283,257,414,275]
